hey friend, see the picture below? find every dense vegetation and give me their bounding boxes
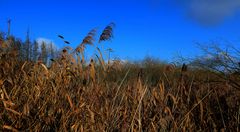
[0,23,240,131]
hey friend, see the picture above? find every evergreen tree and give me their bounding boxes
[33,40,39,62]
[18,40,26,61]
[15,39,23,60]
[25,29,31,61]
[41,42,48,65]
[49,42,55,59]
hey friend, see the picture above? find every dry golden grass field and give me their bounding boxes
[0,24,240,131]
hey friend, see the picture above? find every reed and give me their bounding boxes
[0,24,239,131]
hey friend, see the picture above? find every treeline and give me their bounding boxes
[0,32,57,65]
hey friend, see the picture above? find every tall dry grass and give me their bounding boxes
[0,25,240,131]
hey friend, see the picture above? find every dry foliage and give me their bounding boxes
[0,27,240,131]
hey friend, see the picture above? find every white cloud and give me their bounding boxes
[36,37,53,45]
[36,37,57,49]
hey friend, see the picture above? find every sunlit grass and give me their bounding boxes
[0,24,240,131]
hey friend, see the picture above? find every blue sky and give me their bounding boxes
[1,0,240,61]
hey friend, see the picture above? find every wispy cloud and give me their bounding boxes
[178,0,240,25]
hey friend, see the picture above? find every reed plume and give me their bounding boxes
[75,28,97,54]
[82,28,97,46]
[99,22,115,43]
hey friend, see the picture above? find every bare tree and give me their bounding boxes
[191,44,240,90]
